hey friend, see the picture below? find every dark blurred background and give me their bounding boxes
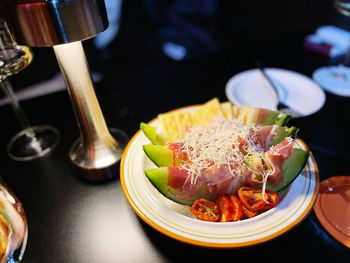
[2,0,350,176]
[7,0,348,107]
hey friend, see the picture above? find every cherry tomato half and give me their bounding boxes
[228,194,243,221]
[241,204,259,219]
[261,190,279,210]
[215,194,243,222]
[190,198,221,222]
[238,187,268,212]
[216,194,235,222]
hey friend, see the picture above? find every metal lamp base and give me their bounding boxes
[70,128,128,181]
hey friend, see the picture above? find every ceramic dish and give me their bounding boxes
[120,105,320,248]
[225,68,325,117]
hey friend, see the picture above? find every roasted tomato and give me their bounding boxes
[261,190,279,210]
[215,194,243,222]
[241,204,259,219]
[190,198,221,222]
[238,187,268,212]
[228,194,243,221]
[216,194,235,222]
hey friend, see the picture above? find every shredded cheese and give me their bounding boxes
[265,125,279,149]
[170,116,294,203]
[175,117,265,184]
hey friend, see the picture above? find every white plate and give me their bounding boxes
[120,106,319,248]
[312,66,350,97]
[225,68,326,117]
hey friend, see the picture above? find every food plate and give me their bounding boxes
[313,176,350,248]
[120,105,320,248]
[225,68,326,117]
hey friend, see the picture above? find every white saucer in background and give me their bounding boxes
[225,68,326,117]
[312,66,350,97]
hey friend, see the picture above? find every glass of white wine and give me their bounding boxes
[0,20,60,161]
[312,0,350,96]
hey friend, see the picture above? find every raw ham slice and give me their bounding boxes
[173,164,242,200]
[243,171,263,187]
[265,137,294,185]
[166,142,188,165]
[207,176,241,197]
[204,164,246,195]
[169,135,293,200]
[172,164,257,201]
[256,125,278,150]
[255,108,272,124]
[167,167,188,190]
[165,119,294,201]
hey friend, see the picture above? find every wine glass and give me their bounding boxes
[312,0,350,96]
[0,177,27,262]
[0,20,60,161]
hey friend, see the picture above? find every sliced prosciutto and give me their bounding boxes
[169,136,293,201]
[165,119,294,200]
[144,113,303,205]
[256,108,273,124]
[175,164,248,201]
[256,125,279,150]
[264,137,294,185]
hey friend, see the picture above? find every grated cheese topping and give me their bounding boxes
[176,116,265,184]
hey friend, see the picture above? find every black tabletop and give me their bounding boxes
[1,1,350,262]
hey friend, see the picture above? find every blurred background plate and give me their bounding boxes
[225,68,326,117]
[312,66,350,97]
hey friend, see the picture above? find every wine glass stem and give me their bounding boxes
[0,78,35,137]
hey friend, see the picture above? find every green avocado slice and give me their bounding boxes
[143,144,173,167]
[266,148,309,192]
[140,122,168,145]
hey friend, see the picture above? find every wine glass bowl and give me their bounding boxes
[0,45,32,80]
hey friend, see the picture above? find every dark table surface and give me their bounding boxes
[1,1,350,262]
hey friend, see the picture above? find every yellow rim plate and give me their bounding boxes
[120,105,320,248]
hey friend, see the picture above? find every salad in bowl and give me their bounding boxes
[140,98,309,223]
